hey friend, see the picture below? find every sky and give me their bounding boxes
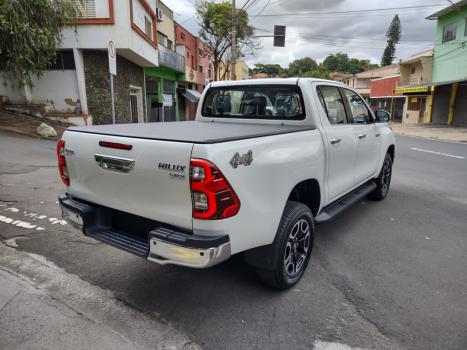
[170,0,449,68]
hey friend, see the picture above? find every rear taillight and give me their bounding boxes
[190,159,240,220]
[57,140,70,186]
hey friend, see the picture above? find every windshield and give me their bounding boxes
[201,85,305,120]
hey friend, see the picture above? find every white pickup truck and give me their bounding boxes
[58,78,395,289]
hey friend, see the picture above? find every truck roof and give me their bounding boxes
[209,78,346,88]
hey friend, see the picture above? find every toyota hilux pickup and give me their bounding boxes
[57,78,395,289]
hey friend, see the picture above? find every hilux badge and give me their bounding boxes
[230,150,253,169]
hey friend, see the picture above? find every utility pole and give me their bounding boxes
[231,0,237,80]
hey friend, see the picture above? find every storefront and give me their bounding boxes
[144,67,184,122]
[394,85,434,124]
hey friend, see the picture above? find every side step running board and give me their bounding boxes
[315,181,377,224]
[87,229,149,257]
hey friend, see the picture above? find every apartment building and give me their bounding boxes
[0,0,160,125]
[394,49,434,124]
[174,22,209,120]
[144,1,185,122]
[427,0,467,125]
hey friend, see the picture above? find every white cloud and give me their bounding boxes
[169,0,441,68]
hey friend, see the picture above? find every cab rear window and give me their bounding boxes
[201,85,306,120]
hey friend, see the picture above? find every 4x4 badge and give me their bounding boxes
[230,150,253,169]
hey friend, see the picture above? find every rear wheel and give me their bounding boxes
[256,201,314,290]
[368,153,393,200]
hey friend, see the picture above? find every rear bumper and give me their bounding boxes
[59,194,230,268]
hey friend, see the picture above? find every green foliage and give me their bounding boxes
[251,63,284,77]
[0,0,78,88]
[253,53,377,79]
[381,15,401,66]
[288,57,318,76]
[322,53,376,74]
[197,0,257,80]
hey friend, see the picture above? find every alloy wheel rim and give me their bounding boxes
[284,219,311,277]
[381,159,391,194]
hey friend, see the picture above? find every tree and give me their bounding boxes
[322,53,350,72]
[197,1,258,81]
[381,15,401,66]
[288,57,318,76]
[251,63,283,77]
[0,0,78,88]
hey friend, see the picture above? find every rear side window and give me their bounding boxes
[342,89,372,124]
[317,86,347,125]
[201,85,305,120]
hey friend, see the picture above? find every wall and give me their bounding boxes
[0,74,26,104]
[156,1,175,45]
[62,0,158,67]
[371,76,401,97]
[0,72,80,112]
[132,0,154,41]
[83,50,145,124]
[175,23,197,73]
[403,95,433,124]
[432,6,467,83]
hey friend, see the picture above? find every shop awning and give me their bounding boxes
[181,89,202,103]
[394,85,433,94]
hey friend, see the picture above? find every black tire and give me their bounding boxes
[256,201,314,290]
[368,152,393,201]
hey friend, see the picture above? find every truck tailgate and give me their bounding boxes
[63,130,194,230]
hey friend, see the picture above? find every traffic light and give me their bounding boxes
[273,25,286,47]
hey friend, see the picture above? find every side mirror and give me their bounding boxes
[375,110,390,123]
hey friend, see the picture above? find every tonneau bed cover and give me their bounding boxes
[68,121,315,144]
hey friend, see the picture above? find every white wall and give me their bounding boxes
[30,71,80,112]
[0,71,80,112]
[62,0,158,67]
[0,74,26,104]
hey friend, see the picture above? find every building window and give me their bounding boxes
[76,0,96,18]
[198,48,203,57]
[199,65,203,73]
[157,31,167,47]
[465,19,467,36]
[48,50,75,70]
[144,17,152,38]
[167,39,173,50]
[191,55,194,68]
[442,22,457,43]
[407,97,420,111]
[410,67,416,74]
[180,32,186,40]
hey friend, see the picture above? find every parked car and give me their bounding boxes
[57,78,395,289]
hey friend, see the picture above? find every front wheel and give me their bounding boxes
[256,201,314,290]
[368,153,393,200]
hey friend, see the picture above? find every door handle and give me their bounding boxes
[95,154,135,173]
[330,137,341,145]
[358,134,366,139]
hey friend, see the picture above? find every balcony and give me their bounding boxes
[158,45,185,73]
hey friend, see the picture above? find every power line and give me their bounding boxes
[252,4,446,17]
[248,0,272,22]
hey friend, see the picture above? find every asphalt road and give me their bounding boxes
[0,130,466,350]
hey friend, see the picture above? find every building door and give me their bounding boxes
[130,94,138,123]
[162,79,176,122]
[130,86,143,123]
[419,97,427,123]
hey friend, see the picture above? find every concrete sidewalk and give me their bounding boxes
[391,123,467,143]
[0,242,200,350]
